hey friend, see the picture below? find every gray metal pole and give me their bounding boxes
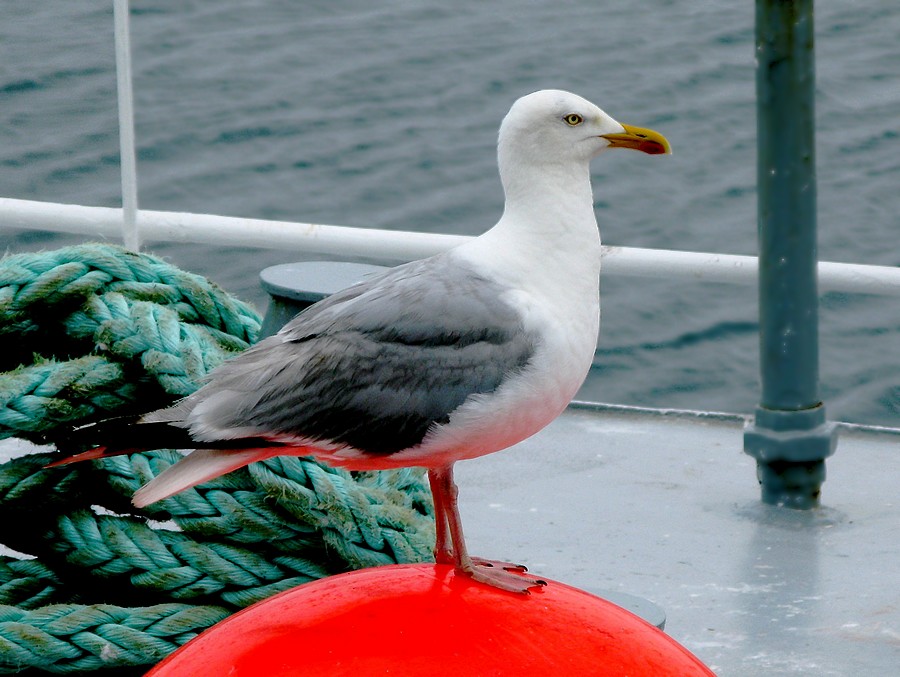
[744,0,838,509]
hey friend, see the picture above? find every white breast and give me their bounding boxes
[382,253,600,468]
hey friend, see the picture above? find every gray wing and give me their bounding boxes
[169,254,536,455]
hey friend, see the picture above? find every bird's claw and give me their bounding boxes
[466,557,547,594]
[471,557,530,573]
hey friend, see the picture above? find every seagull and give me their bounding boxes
[52,90,670,593]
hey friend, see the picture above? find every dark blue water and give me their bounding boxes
[2,1,899,425]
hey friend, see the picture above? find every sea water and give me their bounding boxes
[1,1,898,426]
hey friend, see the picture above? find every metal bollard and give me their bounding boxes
[258,261,388,338]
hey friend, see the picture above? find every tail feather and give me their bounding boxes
[51,415,196,457]
[44,446,139,467]
[47,415,318,506]
[48,414,284,467]
[132,448,278,508]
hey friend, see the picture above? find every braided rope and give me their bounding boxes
[0,244,257,344]
[0,560,60,611]
[251,458,433,568]
[0,244,435,672]
[0,603,231,674]
[0,356,139,439]
[51,510,332,607]
[0,244,259,443]
[100,451,433,562]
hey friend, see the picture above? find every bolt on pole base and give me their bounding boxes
[744,404,839,509]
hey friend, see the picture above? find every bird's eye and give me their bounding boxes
[564,113,583,126]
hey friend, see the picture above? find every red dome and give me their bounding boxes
[148,563,715,676]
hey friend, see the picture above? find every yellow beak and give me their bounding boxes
[601,123,671,155]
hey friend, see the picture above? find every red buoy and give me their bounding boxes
[148,564,715,676]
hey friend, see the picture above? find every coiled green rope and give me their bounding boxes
[0,603,231,674]
[0,244,434,673]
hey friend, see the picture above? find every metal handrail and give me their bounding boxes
[2,196,899,297]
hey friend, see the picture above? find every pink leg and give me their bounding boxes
[427,468,454,565]
[427,464,546,594]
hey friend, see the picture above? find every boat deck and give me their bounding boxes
[457,403,900,675]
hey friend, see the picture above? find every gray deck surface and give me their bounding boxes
[456,403,900,676]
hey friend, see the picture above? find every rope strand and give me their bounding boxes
[0,603,231,674]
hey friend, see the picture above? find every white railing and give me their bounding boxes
[2,196,900,297]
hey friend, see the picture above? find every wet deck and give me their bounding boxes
[456,403,900,675]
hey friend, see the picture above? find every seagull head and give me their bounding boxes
[498,89,671,170]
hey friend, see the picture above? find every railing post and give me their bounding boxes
[744,0,838,508]
[113,0,140,251]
